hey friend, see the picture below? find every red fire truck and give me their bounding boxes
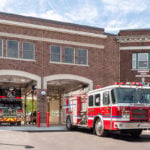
[63,82,150,137]
[0,87,24,125]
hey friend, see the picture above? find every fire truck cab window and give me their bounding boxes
[95,94,100,106]
[103,92,110,105]
[88,95,93,107]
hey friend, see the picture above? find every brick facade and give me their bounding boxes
[0,12,120,124]
[119,29,150,83]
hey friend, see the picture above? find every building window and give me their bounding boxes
[50,46,61,62]
[138,53,148,69]
[23,42,34,60]
[64,47,74,64]
[132,53,149,69]
[78,49,88,65]
[0,39,2,57]
[7,40,19,58]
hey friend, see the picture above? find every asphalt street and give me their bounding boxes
[0,129,150,150]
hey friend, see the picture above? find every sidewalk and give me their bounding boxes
[0,125,67,132]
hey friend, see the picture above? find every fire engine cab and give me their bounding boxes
[63,82,150,137]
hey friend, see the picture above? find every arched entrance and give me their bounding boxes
[44,74,93,125]
[0,70,41,126]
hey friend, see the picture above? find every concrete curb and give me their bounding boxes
[0,125,67,132]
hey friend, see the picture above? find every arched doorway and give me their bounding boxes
[44,74,93,125]
[0,70,41,126]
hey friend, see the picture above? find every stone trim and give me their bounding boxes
[120,46,150,50]
[43,74,93,90]
[0,32,104,49]
[0,19,107,39]
[0,70,41,89]
[117,35,150,43]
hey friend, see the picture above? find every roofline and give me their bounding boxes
[0,11,104,32]
[119,28,150,34]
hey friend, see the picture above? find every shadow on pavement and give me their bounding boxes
[73,127,150,142]
[0,143,34,149]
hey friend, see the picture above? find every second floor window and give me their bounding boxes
[78,49,88,65]
[0,39,2,57]
[64,47,74,64]
[138,53,148,68]
[132,53,149,69]
[50,46,61,62]
[23,42,34,60]
[7,40,19,58]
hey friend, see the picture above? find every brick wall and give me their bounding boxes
[119,30,150,83]
[0,12,119,89]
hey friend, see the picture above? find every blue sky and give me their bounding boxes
[0,0,150,34]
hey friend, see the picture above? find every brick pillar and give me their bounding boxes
[37,89,47,127]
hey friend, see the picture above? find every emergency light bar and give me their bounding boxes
[114,82,144,86]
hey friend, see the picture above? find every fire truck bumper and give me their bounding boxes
[114,122,150,130]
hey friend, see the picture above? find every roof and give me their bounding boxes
[0,11,104,32]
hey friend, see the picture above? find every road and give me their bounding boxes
[0,129,150,150]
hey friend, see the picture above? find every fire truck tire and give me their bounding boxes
[94,118,107,137]
[17,122,21,126]
[66,117,73,130]
[129,129,142,138]
[10,122,16,126]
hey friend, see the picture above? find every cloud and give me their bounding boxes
[0,0,150,34]
[65,5,98,24]
[0,0,13,10]
[102,0,148,14]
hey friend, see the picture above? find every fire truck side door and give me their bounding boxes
[87,95,94,127]
[102,91,112,130]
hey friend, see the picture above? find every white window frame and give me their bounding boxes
[78,49,88,65]
[22,41,35,60]
[64,47,75,64]
[6,40,19,59]
[0,39,3,57]
[132,53,136,69]
[50,45,62,63]
[138,53,148,69]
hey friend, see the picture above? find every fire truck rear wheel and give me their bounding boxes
[95,118,107,137]
[66,117,73,130]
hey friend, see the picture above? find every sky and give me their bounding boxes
[0,0,150,34]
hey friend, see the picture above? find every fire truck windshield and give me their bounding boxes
[111,88,150,104]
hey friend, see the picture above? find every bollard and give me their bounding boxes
[37,112,40,127]
[47,112,49,127]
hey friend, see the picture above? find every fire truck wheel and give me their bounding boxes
[17,122,21,126]
[129,129,142,138]
[95,118,107,137]
[66,117,73,130]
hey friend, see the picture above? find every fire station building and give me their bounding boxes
[0,12,149,125]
